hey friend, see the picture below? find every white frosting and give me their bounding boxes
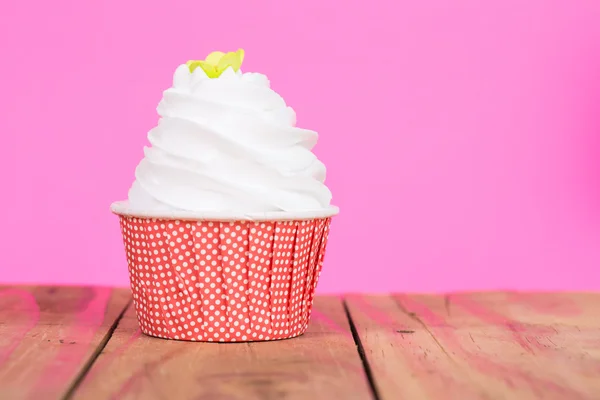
[127,65,332,212]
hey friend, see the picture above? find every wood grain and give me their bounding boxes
[438,292,600,399]
[345,294,489,399]
[73,296,373,400]
[345,293,600,400]
[2,288,598,400]
[0,286,130,400]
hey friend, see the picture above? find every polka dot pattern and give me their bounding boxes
[118,217,332,342]
[303,219,328,326]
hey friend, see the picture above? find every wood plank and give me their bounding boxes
[345,294,492,399]
[73,296,373,400]
[345,293,600,400]
[0,286,130,400]
[437,292,600,399]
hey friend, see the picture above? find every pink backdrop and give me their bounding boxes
[2,0,600,293]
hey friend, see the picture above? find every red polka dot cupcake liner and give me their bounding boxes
[111,202,338,342]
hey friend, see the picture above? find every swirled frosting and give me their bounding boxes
[127,65,332,213]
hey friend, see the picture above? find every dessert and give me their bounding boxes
[111,49,338,342]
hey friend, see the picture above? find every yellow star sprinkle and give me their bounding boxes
[187,49,245,78]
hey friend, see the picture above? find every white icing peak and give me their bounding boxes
[127,64,332,212]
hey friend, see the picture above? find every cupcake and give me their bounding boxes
[111,49,338,342]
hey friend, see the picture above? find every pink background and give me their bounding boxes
[2,0,600,293]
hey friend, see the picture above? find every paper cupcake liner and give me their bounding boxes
[117,216,332,342]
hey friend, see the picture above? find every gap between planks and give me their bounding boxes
[343,300,382,400]
[0,287,131,400]
[62,301,132,400]
[71,296,375,400]
[344,292,600,400]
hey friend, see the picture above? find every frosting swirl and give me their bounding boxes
[127,64,332,212]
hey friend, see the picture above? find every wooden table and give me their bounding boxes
[1,287,599,400]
